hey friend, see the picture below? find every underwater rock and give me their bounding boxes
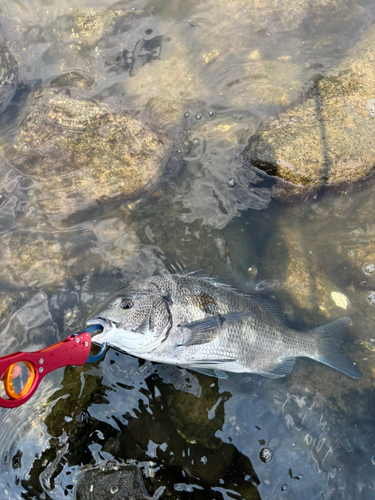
[0,289,23,332]
[76,463,152,500]
[259,188,375,385]
[0,231,67,288]
[192,0,362,37]
[0,43,17,113]
[178,0,363,114]
[260,216,336,325]
[0,229,105,289]
[8,86,167,220]
[71,7,115,47]
[124,44,203,130]
[0,4,158,96]
[242,23,375,204]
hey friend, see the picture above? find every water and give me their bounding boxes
[0,0,375,498]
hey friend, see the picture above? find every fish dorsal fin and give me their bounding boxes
[258,357,296,378]
[251,298,287,324]
[179,311,254,346]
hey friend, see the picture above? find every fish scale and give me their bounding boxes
[87,274,362,380]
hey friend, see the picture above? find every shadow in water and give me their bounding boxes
[19,357,260,500]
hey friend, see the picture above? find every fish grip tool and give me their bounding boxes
[0,325,106,408]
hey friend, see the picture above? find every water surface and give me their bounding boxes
[0,0,375,498]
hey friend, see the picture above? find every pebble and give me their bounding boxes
[259,447,273,463]
[363,262,375,275]
[367,291,375,305]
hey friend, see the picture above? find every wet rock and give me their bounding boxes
[0,43,17,113]
[8,86,167,220]
[76,463,152,500]
[242,23,375,204]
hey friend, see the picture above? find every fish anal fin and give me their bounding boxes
[179,311,254,346]
[258,357,296,378]
[187,367,228,379]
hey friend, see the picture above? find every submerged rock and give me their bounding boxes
[259,185,375,386]
[260,215,336,325]
[0,43,17,113]
[76,464,152,500]
[124,43,203,129]
[71,7,115,47]
[242,23,375,203]
[8,87,167,220]
[0,231,66,288]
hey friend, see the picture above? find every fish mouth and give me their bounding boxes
[86,316,120,331]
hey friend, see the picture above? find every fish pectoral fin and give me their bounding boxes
[184,358,237,365]
[186,367,228,379]
[258,357,297,378]
[179,311,254,346]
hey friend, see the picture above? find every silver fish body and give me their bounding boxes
[87,274,362,379]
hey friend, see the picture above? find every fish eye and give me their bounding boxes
[120,298,133,310]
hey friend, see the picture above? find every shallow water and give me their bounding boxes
[0,0,375,498]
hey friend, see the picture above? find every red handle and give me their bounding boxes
[0,331,91,408]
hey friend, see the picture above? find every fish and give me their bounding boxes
[87,274,362,380]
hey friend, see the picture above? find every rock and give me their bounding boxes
[242,23,375,204]
[76,463,152,500]
[0,43,17,113]
[8,86,167,221]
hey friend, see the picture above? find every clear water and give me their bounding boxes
[0,0,375,498]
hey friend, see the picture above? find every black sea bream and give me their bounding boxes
[88,274,362,379]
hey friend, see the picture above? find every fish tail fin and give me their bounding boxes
[309,317,362,379]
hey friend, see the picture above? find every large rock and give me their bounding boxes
[242,23,375,203]
[8,86,167,220]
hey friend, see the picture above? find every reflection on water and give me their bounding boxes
[0,0,375,498]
